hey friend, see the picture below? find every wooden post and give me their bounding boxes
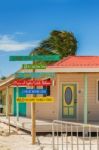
[31,103,36,144]
[6,86,10,134]
[31,58,36,144]
[84,73,88,124]
[8,102,11,135]
[6,87,8,118]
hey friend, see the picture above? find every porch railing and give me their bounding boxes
[52,120,99,150]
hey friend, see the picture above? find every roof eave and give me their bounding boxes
[36,68,99,73]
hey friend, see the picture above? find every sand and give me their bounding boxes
[0,122,98,150]
[0,122,53,150]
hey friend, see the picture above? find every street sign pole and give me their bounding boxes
[9,54,57,144]
[31,57,36,144]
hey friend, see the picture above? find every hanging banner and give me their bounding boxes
[22,64,46,69]
[15,72,55,79]
[22,89,47,94]
[17,96,55,103]
[12,79,52,86]
[9,55,60,61]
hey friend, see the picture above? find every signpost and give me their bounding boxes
[15,72,55,79]
[17,97,54,103]
[22,64,46,69]
[9,54,58,145]
[9,55,60,61]
[21,89,47,94]
[12,79,52,86]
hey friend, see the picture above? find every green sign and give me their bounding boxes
[9,55,60,61]
[15,72,55,78]
[22,64,46,69]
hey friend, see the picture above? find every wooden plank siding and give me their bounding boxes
[88,73,99,121]
[26,75,59,120]
[27,73,99,122]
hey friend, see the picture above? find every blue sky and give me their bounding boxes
[0,0,99,77]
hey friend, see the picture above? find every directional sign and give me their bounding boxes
[12,79,52,86]
[15,72,55,79]
[17,97,54,103]
[9,55,60,61]
[22,89,47,94]
[22,64,46,69]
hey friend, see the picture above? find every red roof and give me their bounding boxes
[48,56,99,68]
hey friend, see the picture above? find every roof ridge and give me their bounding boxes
[49,56,73,66]
[74,55,99,57]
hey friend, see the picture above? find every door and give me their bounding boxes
[62,84,77,119]
[13,87,26,117]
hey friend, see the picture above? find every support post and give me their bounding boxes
[8,97,11,135]
[12,88,14,115]
[31,103,36,144]
[84,73,88,124]
[16,86,19,121]
[31,57,36,144]
[6,87,8,118]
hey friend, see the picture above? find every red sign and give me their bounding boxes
[12,79,52,86]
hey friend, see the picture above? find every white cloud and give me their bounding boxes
[0,35,39,52]
[15,32,25,35]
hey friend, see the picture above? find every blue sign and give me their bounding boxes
[22,89,47,94]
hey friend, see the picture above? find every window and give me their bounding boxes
[43,86,50,97]
[65,87,72,105]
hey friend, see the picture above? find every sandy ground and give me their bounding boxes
[0,122,98,150]
[0,123,53,150]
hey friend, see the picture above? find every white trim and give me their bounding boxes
[96,80,99,103]
[56,74,60,120]
[36,68,99,73]
[0,76,15,87]
[59,82,79,121]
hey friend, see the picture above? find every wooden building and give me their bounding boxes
[1,56,99,124]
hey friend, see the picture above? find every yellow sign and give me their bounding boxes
[17,96,55,103]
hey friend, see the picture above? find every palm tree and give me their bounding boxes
[30,30,77,59]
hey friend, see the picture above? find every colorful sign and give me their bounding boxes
[9,55,60,61]
[22,89,47,94]
[15,72,55,78]
[22,64,46,69]
[17,97,54,103]
[12,79,52,86]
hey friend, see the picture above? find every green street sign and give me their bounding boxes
[15,72,55,78]
[22,64,46,69]
[9,55,60,61]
